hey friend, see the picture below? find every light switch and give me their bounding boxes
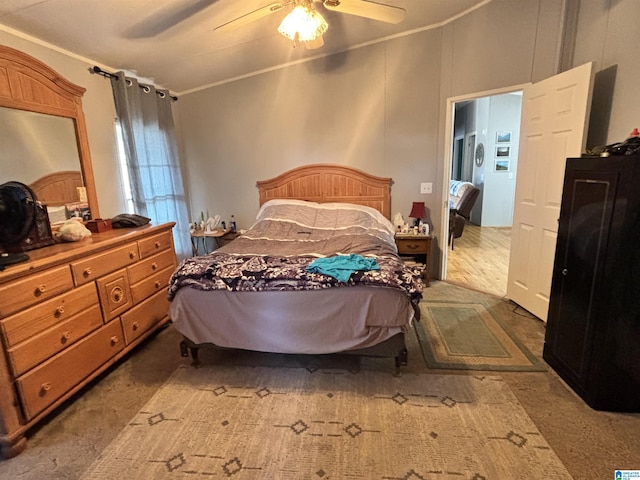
[420,182,433,194]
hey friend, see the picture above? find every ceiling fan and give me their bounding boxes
[214,0,406,49]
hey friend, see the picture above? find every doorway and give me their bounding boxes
[441,86,526,297]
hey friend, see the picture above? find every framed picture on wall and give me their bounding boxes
[496,146,510,157]
[495,159,510,172]
[496,131,511,143]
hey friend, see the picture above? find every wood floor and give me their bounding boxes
[446,223,511,298]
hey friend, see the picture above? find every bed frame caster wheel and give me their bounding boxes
[180,340,201,368]
[394,348,408,376]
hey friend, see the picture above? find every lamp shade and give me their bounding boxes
[409,201,426,220]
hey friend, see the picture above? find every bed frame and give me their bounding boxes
[29,170,83,206]
[179,164,409,374]
[256,164,393,219]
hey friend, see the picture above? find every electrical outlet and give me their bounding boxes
[420,182,433,194]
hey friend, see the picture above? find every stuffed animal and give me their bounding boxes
[54,218,92,242]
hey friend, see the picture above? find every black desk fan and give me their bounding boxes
[0,181,38,270]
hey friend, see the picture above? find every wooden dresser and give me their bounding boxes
[0,222,176,458]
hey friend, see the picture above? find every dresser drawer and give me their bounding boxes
[120,290,170,345]
[0,265,74,318]
[130,266,173,305]
[127,249,176,286]
[1,283,99,347]
[71,242,138,286]
[96,269,132,322]
[7,305,103,377]
[138,230,174,259]
[16,320,125,421]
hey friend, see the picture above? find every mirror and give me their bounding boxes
[0,45,100,219]
[0,107,81,183]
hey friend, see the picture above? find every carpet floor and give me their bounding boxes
[0,281,639,480]
[80,366,571,479]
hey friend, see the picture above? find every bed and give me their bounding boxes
[29,170,83,206]
[168,164,424,373]
[30,171,85,224]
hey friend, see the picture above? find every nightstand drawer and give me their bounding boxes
[395,238,429,255]
[395,234,432,287]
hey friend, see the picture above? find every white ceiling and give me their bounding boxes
[0,0,488,94]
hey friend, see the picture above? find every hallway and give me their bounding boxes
[446,224,511,298]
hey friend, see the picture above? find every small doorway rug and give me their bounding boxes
[416,302,547,371]
[80,365,570,479]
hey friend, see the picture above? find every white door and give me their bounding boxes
[506,62,594,321]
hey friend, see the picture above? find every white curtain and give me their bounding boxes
[110,72,190,259]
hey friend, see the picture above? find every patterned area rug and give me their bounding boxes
[416,302,547,371]
[80,365,571,479]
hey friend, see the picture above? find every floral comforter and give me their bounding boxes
[168,200,424,306]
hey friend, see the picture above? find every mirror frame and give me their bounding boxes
[0,45,100,218]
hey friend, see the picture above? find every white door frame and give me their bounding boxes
[440,83,530,281]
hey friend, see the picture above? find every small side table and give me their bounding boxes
[217,231,240,248]
[394,233,432,286]
[190,229,238,256]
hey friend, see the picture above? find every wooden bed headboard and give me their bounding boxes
[256,164,392,219]
[29,171,83,207]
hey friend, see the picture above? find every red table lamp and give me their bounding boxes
[409,201,426,227]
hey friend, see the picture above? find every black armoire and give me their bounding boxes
[543,155,640,412]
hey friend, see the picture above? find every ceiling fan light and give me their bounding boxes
[278,4,328,42]
[304,34,324,49]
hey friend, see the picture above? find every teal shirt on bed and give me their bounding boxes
[306,254,380,283]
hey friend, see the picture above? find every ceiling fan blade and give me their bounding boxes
[214,2,288,33]
[322,0,405,24]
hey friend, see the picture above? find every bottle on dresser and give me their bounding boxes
[230,215,237,233]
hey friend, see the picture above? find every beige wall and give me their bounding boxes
[573,0,640,146]
[175,31,443,232]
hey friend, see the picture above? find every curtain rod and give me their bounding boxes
[89,65,178,101]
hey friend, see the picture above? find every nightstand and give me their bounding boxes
[217,230,240,248]
[394,234,432,286]
[190,229,239,255]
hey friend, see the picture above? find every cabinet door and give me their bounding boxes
[544,166,619,386]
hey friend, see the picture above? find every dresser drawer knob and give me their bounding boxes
[129,251,136,259]
[83,267,92,277]
[132,321,140,331]
[35,285,46,295]
[112,287,124,303]
[110,335,119,345]
[407,244,418,250]
[61,331,71,343]
[55,306,65,316]
[151,262,158,270]
[41,382,51,393]
[154,241,161,249]
[154,280,161,289]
